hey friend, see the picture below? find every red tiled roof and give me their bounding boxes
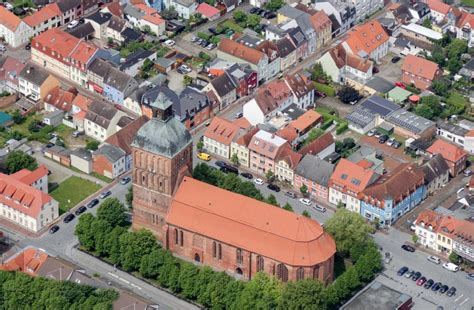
[415,209,443,229]
[0,56,25,85]
[401,55,441,81]
[284,72,315,98]
[0,248,48,275]
[105,116,148,155]
[44,86,77,113]
[196,3,220,18]
[0,172,52,218]
[218,38,265,65]
[204,116,240,146]
[167,177,336,266]
[290,110,322,132]
[23,3,61,27]
[72,94,92,112]
[235,127,259,147]
[143,13,165,25]
[426,0,451,15]
[233,117,251,129]
[345,20,388,55]
[328,44,372,72]
[427,139,467,163]
[299,132,334,156]
[276,125,298,143]
[0,6,22,31]
[456,10,474,28]
[310,10,331,32]
[11,165,49,186]
[70,41,98,65]
[330,158,377,193]
[277,145,302,169]
[102,2,123,17]
[254,79,292,114]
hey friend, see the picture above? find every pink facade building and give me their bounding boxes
[248,130,289,175]
[294,154,335,201]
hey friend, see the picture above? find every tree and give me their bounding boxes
[266,194,279,207]
[178,263,201,299]
[430,45,445,66]
[354,242,382,282]
[237,272,282,309]
[414,103,434,120]
[311,62,329,82]
[119,229,159,271]
[139,249,165,279]
[230,153,240,166]
[324,209,374,256]
[412,234,419,244]
[282,202,293,212]
[204,0,216,5]
[422,18,432,29]
[265,170,275,183]
[91,218,113,256]
[160,7,178,20]
[304,128,324,145]
[28,120,41,132]
[103,226,127,265]
[5,150,38,174]
[445,92,468,117]
[11,110,25,124]
[446,39,468,59]
[300,184,308,196]
[183,75,193,86]
[196,140,204,151]
[97,198,128,227]
[125,186,133,209]
[281,279,326,309]
[420,95,442,116]
[233,10,247,24]
[430,78,450,97]
[302,210,311,218]
[337,86,361,104]
[246,14,261,29]
[141,58,154,72]
[265,0,284,11]
[75,213,97,250]
[86,140,99,151]
[448,252,460,264]
[447,57,462,73]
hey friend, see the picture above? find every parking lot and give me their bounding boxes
[374,230,474,309]
[376,53,404,83]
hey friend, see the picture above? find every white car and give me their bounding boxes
[164,39,175,47]
[386,137,396,146]
[427,255,441,264]
[254,178,264,185]
[442,262,459,272]
[67,20,79,29]
[179,64,192,73]
[367,129,376,137]
[299,198,311,206]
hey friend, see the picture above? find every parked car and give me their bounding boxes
[401,244,415,252]
[208,27,219,35]
[250,7,259,14]
[386,137,396,146]
[431,282,442,292]
[442,262,459,272]
[313,205,326,212]
[197,152,211,161]
[75,205,87,215]
[463,169,473,177]
[395,81,406,89]
[392,141,402,149]
[240,172,253,179]
[397,266,408,276]
[374,131,382,138]
[379,135,389,144]
[99,191,112,199]
[384,252,392,264]
[367,129,377,137]
[264,12,276,19]
[446,286,456,297]
[416,276,427,286]
[424,279,434,289]
[220,166,238,174]
[427,255,441,264]
[191,36,198,42]
[164,39,175,47]
[411,271,421,281]
[0,44,6,52]
[120,177,131,185]
[206,43,216,50]
[72,130,84,138]
[467,273,474,281]
[285,191,297,199]
[299,198,311,206]
[63,213,75,223]
[49,225,60,234]
[215,161,227,168]
[267,184,280,192]
[254,178,264,185]
[24,43,31,50]
[440,285,449,294]
[67,20,79,29]
[405,270,415,278]
[235,111,243,119]
[87,198,99,208]
[391,56,401,63]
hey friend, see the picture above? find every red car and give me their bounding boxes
[416,276,427,286]
[395,82,406,89]
[315,91,327,98]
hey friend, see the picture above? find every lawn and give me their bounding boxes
[55,124,74,142]
[219,19,244,33]
[461,0,474,7]
[50,176,101,214]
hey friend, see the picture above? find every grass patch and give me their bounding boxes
[314,82,336,97]
[156,47,170,58]
[219,19,244,33]
[55,124,74,141]
[461,0,474,7]
[9,112,42,136]
[91,172,113,184]
[50,176,101,214]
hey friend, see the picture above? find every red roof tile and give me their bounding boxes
[299,132,334,156]
[44,86,77,113]
[204,116,240,146]
[167,177,336,266]
[11,165,49,186]
[427,139,467,163]
[401,55,441,81]
[23,3,61,27]
[345,20,388,56]
[218,38,265,65]
[426,0,451,15]
[105,116,148,155]
[0,248,48,275]
[330,158,377,193]
[196,3,220,18]
[290,110,322,132]
[0,6,22,31]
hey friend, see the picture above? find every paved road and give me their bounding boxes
[374,229,474,309]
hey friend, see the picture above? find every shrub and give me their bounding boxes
[199,52,212,61]
[321,119,334,130]
[336,121,348,135]
[196,32,210,40]
[314,82,336,97]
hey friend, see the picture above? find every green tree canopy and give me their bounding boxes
[97,198,128,227]
[237,272,282,309]
[85,140,100,151]
[5,150,38,174]
[119,229,159,271]
[281,279,326,309]
[265,0,284,11]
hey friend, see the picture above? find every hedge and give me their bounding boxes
[199,52,212,61]
[196,32,210,40]
[336,121,349,135]
[320,119,334,130]
[314,82,336,97]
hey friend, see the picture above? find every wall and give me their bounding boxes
[71,154,92,173]
[243,98,264,126]
[203,136,230,159]
[294,175,329,201]
[231,142,250,168]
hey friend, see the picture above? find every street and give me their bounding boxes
[374,229,474,309]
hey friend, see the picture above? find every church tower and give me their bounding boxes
[131,90,193,241]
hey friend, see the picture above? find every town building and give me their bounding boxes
[43,86,78,115]
[248,130,290,175]
[203,117,242,159]
[204,71,238,110]
[329,159,379,213]
[313,2,356,36]
[294,154,335,201]
[196,3,220,21]
[426,139,468,177]
[360,163,426,226]
[163,0,197,19]
[93,143,126,179]
[284,73,315,109]
[401,55,443,91]
[452,10,474,48]
[0,6,32,48]
[18,63,60,106]
[436,121,468,150]
[0,166,58,232]
[299,132,335,159]
[71,148,93,174]
[0,56,26,94]
[422,154,450,196]
[385,109,436,140]
[400,23,442,44]
[342,20,389,62]
[275,38,297,72]
[425,0,452,23]
[341,281,412,310]
[23,3,62,37]
[230,127,259,168]
[84,100,127,142]
[274,146,302,184]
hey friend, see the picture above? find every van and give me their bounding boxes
[442,262,459,272]
[313,205,326,213]
[427,255,441,264]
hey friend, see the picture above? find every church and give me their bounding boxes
[130,92,336,283]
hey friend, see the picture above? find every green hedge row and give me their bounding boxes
[314,82,336,97]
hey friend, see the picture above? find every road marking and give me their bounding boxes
[459,298,469,306]
[454,294,463,303]
[119,278,130,285]
[131,283,142,290]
